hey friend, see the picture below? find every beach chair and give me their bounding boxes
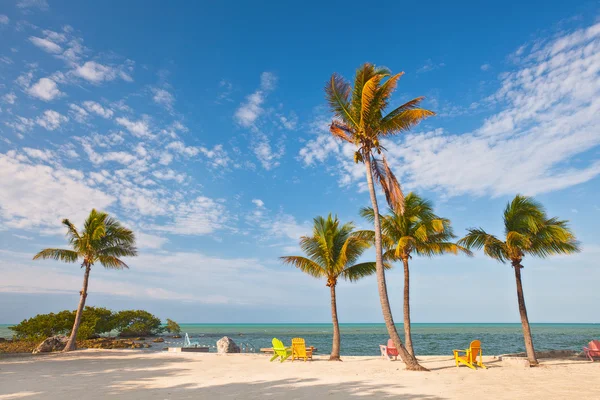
[270,338,291,362]
[291,337,313,361]
[583,340,600,361]
[379,339,399,361]
[453,340,487,369]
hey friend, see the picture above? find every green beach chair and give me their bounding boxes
[269,338,291,362]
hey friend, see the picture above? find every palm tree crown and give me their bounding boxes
[280,214,381,287]
[360,193,471,260]
[34,209,138,268]
[325,63,434,212]
[458,195,579,266]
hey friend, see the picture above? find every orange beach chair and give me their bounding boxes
[453,340,487,369]
[291,337,313,361]
[379,339,399,361]
[583,340,600,361]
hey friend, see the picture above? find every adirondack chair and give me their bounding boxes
[583,340,600,361]
[269,338,291,362]
[291,337,313,361]
[379,339,399,361]
[453,340,487,369]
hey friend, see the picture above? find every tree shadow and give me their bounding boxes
[0,351,448,399]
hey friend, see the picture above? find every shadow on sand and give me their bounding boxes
[0,351,448,399]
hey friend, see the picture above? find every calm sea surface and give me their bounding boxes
[1,323,598,356]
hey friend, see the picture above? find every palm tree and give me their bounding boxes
[325,63,434,370]
[33,209,137,352]
[359,193,472,356]
[458,195,580,366]
[280,214,382,361]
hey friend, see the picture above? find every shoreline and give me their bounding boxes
[1,350,597,399]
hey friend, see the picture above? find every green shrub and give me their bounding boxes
[8,307,162,340]
[165,319,181,334]
[113,310,164,337]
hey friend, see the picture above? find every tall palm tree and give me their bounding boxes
[458,195,579,366]
[280,214,382,361]
[33,209,137,352]
[325,63,434,370]
[359,193,471,356]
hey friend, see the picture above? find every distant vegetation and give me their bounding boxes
[9,308,166,340]
[165,318,181,334]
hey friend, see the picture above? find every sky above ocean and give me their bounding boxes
[0,0,599,324]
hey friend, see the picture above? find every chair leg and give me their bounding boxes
[270,354,278,362]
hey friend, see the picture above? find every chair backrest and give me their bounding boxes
[272,338,287,356]
[468,340,482,362]
[292,337,306,357]
[387,339,399,356]
[590,340,600,351]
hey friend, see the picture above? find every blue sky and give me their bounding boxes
[0,0,599,324]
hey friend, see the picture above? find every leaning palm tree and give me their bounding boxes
[359,193,472,356]
[33,209,137,352]
[325,63,434,370]
[458,195,579,366]
[280,214,382,361]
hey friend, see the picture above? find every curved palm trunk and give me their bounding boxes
[513,263,538,366]
[402,257,414,356]
[63,263,91,352]
[329,284,341,361]
[364,156,427,371]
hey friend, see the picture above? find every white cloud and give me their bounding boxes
[417,59,446,73]
[481,63,491,71]
[82,101,113,118]
[36,110,68,131]
[22,147,55,162]
[73,61,132,84]
[251,130,284,170]
[68,104,88,123]
[115,117,153,138]
[0,151,115,230]
[150,196,227,235]
[166,142,231,169]
[252,199,265,208]
[81,142,137,165]
[234,72,277,127]
[300,22,600,197]
[2,93,16,104]
[16,0,49,11]
[29,36,62,53]
[151,88,174,110]
[27,78,63,101]
[5,116,35,134]
[152,169,186,183]
[136,232,168,249]
[12,234,33,240]
[0,15,9,24]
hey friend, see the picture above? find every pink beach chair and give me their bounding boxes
[583,340,600,361]
[380,339,399,361]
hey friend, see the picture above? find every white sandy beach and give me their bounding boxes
[0,350,597,399]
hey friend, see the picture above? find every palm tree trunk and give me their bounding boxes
[63,262,91,352]
[364,155,427,371]
[329,284,341,361]
[402,257,414,356]
[513,263,538,366]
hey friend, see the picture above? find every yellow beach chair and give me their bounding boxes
[270,338,291,362]
[291,337,313,361]
[453,340,487,370]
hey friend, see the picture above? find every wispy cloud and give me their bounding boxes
[417,59,446,74]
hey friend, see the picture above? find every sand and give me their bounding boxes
[0,350,598,399]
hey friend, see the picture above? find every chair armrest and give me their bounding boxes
[453,349,467,354]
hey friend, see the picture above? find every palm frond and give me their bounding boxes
[329,120,354,143]
[360,74,384,126]
[97,255,129,270]
[379,108,435,136]
[370,155,404,214]
[325,74,358,127]
[341,261,386,282]
[459,229,508,263]
[33,248,79,263]
[280,256,327,279]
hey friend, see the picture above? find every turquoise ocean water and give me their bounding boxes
[2,323,598,356]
